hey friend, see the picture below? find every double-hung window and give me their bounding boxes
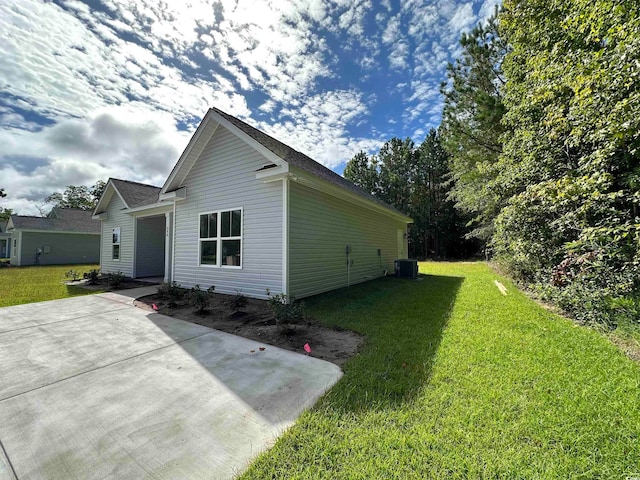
[199,208,242,268]
[112,227,121,260]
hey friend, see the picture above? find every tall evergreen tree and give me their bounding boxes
[343,151,379,196]
[440,10,509,244]
[343,133,473,258]
[377,137,415,214]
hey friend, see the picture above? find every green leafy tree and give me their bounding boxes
[0,208,12,223]
[494,0,640,325]
[90,180,107,204]
[44,181,106,211]
[0,189,12,222]
[440,10,509,244]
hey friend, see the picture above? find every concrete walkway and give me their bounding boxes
[0,288,342,480]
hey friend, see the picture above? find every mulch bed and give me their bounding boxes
[134,293,364,367]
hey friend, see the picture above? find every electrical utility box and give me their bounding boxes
[394,259,418,279]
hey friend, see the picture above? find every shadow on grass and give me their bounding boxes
[303,274,463,412]
[65,284,100,297]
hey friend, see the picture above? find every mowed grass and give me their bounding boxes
[0,264,100,307]
[242,262,640,479]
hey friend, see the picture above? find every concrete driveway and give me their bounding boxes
[0,288,342,480]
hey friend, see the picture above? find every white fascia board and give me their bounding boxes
[92,212,108,220]
[290,168,413,223]
[128,204,174,218]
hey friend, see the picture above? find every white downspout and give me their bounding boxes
[282,176,289,298]
[171,199,177,282]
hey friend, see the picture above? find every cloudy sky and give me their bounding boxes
[1,0,498,215]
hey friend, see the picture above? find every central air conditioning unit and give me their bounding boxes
[394,259,418,279]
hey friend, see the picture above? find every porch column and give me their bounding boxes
[164,211,172,283]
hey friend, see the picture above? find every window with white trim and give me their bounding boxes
[112,227,121,260]
[199,209,242,267]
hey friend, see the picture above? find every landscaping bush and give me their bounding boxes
[157,281,185,307]
[108,271,125,289]
[188,284,211,313]
[227,291,248,312]
[83,269,100,285]
[65,270,81,282]
[266,290,305,330]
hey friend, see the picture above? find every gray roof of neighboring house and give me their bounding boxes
[211,107,407,217]
[9,210,100,234]
[111,178,161,208]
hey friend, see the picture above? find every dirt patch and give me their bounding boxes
[134,294,364,367]
[607,335,640,364]
[69,277,157,291]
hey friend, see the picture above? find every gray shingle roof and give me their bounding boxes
[111,179,161,208]
[10,210,100,234]
[211,107,407,217]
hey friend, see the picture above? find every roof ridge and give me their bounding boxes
[211,107,360,185]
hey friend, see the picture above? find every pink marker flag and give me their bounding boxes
[152,304,159,311]
[303,343,311,353]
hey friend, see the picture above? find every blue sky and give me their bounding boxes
[0,0,498,215]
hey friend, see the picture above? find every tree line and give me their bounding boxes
[0,181,106,222]
[345,1,639,326]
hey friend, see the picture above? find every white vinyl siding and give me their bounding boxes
[289,181,408,299]
[100,194,134,277]
[173,127,282,299]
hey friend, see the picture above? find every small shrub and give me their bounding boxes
[189,284,210,313]
[65,270,81,282]
[83,269,100,285]
[228,290,248,312]
[266,289,305,330]
[157,281,185,307]
[108,271,126,289]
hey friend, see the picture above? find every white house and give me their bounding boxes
[93,108,412,299]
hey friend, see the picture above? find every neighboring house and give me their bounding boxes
[7,208,100,266]
[94,107,412,299]
[0,221,11,258]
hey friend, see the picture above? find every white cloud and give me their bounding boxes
[448,2,475,33]
[0,105,190,215]
[0,0,489,214]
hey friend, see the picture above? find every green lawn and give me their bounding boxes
[242,262,640,479]
[0,264,100,307]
